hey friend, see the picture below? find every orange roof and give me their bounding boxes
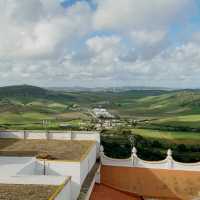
[90,184,141,200]
[101,165,200,200]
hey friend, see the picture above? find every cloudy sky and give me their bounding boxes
[1,0,200,88]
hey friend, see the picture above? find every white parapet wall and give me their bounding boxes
[0,131,99,200]
[0,156,36,176]
[0,175,72,200]
[0,131,100,143]
[100,146,200,171]
[55,179,72,200]
[34,144,97,200]
[0,143,97,200]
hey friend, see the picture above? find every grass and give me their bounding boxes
[152,114,200,129]
[133,128,200,144]
[0,111,90,130]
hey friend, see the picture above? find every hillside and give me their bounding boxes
[1,85,200,115]
[0,85,200,130]
[110,90,200,117]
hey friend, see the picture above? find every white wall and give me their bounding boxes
[0,156,35,176]
[80,144,97,184]
[38,161,81,200]
[0,156,73,199]
[0,131,25,139]
[0,131,99,200]
[32,144,97,200]
[0,131,100,143]
[55,179,72,200]
[100,148,200,172]
[0,145,97,199]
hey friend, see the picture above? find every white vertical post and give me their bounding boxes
[167,149,173,169]
[131,146,138,167]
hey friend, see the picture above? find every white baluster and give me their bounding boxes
[131,146,138,167]
[167,149,173,169]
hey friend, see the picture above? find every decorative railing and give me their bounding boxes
[100,146,200,171]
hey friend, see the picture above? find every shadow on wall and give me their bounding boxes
[100,165,200,200]
[17,161,60,176]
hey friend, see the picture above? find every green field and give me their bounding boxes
[0,85,199,162]
[0,111,90,130]
[1,85,200,132]
[133,128,200,144]
[151,115,200,130]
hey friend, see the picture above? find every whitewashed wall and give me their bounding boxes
[30,144,97,200]
[80,144,97,184]
[0,131,99,199]
[55,179,72,200]
[0,131,100,143]
[0,156,73,199]
[100,146,200,172]
[0,156,36,176]
[0,145,96,200]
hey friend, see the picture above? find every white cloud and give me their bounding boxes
[86,35,121,53]
[93,0,195,31]
[130,30,167,47]
[0,0,199,88]
[0,0,93,59]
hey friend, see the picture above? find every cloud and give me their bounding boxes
[86,35,121,53]
[93,0,195,31]
[0,0,92,59]
[130,30,167,47]
[0,0,199,88]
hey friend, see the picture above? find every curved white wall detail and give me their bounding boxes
[100,145,200,171]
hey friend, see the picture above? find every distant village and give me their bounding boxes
[91,108,139,130]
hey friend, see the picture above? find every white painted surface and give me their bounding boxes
[0,175,68,185]
[55,179,72,200]
[0,131,24,139]
[0,134,98,200]
[100,146,200,171]
[34,144,97,199]
[0,131,100,143]
[80,144,97,184]
[0,156,36,176]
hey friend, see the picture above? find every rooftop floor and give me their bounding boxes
[0,184,57,200]
[90,184,141,200]
[101,165,200,200]
[0,139,95,161]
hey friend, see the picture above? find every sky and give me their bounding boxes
[0,0,200,88]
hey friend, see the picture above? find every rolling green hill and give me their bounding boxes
[0,85,199,162]
[1,85,200,131]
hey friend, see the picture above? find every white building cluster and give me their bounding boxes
[92,108,114,119]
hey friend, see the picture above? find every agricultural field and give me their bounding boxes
[101,128,200,162]
[0,85,199,162]
[0,111,90,130]
[150,115,200,131]
[133,128,200,144]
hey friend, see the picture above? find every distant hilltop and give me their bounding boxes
[48,86,173,92]
[1,84,200,93]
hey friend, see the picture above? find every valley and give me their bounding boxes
[0,85,199,162]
